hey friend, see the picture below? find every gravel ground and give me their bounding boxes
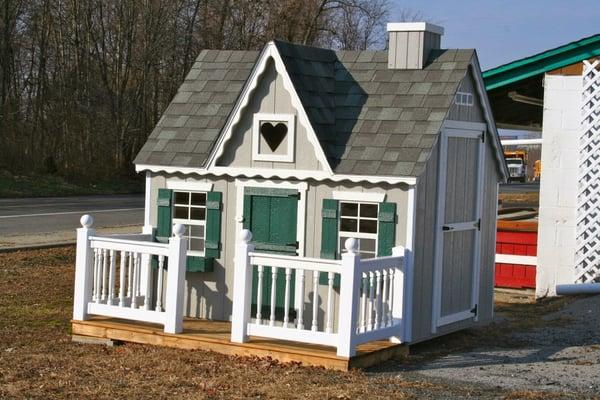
[376,294,600,398]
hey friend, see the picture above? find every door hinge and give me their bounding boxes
[442,225,453,231]
[471,304,478,315]
[475,218,481,230]
[481,133,485,143]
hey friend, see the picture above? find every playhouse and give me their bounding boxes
[71,22,507,369]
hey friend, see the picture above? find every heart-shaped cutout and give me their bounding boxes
[260,122,288,152]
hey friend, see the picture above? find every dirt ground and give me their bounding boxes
[1,248,598,399]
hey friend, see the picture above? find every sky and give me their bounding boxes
[390,0,600,70]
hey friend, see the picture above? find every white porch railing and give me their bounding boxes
[231,229,406,357]
[72,215,187,334]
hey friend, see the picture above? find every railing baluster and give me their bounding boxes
[388,268,394,326]
[269,267,278,326]
[283,268,292,328]
[375,271,382,329]
[360,273,367,333]
[131,252,140,309]
[144,254,152,310]
[135,253,142,298]
[311,271,319,331]
[326,272,334,334]
[127,251,133,298]
[108,250,116,305]
[297,269,305,330]
[368,271,375,331]
[156,255,165,311]
[256,265,264,323]
[92,248,99,302]
[381,269,389,327]
[101,249,108,302]
[119,251,127,307]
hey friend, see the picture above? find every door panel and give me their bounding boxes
[434,126,484,329]
[245,191,298,319]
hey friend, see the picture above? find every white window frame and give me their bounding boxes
[338,201,379,258]
[171,190,208,257]
[252,112,295,162]
[455,91,474,106]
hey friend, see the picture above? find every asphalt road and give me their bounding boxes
[0,194,144,236]
[499,182,540,193]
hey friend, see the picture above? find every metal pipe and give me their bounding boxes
[556,283,600,295]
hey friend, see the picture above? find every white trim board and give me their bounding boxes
[252,113,295,162]
[135,163,418,185]
[332,191,386,203]
[495,254,537,266]
[205,42,333,174]
[166,180,214,192]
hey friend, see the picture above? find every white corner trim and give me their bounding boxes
[166,179,213,192]
[144,171,152,228]
[252,113,295,162]
[135,163,418,185]
[332,190,386,203]
[205,42,333,174]
[402,185,416,342]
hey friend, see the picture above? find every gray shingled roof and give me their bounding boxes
[134,42,475,177]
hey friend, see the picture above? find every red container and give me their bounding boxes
[495,230,537,289]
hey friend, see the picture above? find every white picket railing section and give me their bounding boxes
[72,215,188,334]
[231,229,405,357]
[576,59,600,283]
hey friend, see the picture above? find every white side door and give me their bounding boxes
[432,121,486,333]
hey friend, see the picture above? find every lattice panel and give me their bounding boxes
[576,59,600,283]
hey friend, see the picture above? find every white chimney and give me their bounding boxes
[387,22,444,69]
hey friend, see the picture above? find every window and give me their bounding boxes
[172,191,206,255]
[252,113,295,162]
[338,201,378,258]
[455,91,474,106]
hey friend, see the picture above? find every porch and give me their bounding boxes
[71,317,408,371]
[71,214,409,370]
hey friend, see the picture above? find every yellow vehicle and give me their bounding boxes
[534,160,541,181]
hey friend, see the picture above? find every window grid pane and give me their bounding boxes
[173,190,207,254]
[338,201,379,259]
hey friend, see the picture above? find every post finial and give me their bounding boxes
[80,214,94,228]
[173,223,186,237]
[240,229,252,243]
[344,238,359,254]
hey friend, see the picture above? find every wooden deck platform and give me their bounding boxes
[71,317,408,371]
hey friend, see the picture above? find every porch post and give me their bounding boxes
[391,245,406,343]
[73,215,96,321]
[164,224,187,334]
[231,229,254,343]
[337,238,361,358]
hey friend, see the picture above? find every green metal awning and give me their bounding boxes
[483,34,600,90]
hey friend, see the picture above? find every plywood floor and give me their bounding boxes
[72,317,408,371]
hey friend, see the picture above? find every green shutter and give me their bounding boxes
[377,202,396,256]
[156,188,173,243]
[320,199,339,259]
[320,199,339,286]
[205,191,222,260]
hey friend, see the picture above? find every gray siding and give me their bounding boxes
[388,30,441,69]
[448,69,485,122]
[149,174,409,322]
[216,58,324,171]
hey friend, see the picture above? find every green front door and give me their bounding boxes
[243,188,298,319]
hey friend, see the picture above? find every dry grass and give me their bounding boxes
[0,247,578,399]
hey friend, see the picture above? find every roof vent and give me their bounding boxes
[387,22,444,70]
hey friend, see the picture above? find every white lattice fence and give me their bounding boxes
[576,59,600,283]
